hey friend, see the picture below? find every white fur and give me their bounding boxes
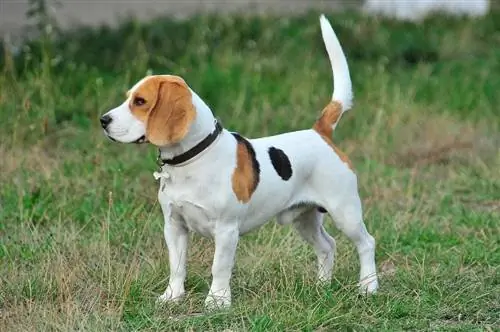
[363,0,489,21]
[320,14,353,111]
[102,100,146,143]
[102,15,378,310]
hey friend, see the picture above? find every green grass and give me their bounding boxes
[1,10,499,331]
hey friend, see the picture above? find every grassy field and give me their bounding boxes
[1,9,499,331]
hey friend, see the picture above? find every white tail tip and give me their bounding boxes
[319,14,353,111]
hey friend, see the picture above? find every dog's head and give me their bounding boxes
[100,75,196,146]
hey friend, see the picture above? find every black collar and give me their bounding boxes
[157,120,223,166]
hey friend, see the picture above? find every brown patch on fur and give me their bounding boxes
[313,101,342,138]
[313,101,354,170]
[129,75,196,146]
[331,145,354,170]
[231,134,260,203]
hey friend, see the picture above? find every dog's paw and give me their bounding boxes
[156,287,185,305]
[358,275,378,295]
[204,289,231,310]
[316,271,333,285]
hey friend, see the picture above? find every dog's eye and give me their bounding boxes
[133,97,146,106]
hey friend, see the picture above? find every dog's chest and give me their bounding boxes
[172,201,215,237]
[157,171,217,237]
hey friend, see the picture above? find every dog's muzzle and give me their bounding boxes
[100,115,112,129]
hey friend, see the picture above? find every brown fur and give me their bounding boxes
[232,140,259,203]
[129,75,196,146]
[313,101,354,170]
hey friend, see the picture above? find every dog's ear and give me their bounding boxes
[146,78,196,146]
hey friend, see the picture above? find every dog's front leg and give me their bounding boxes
[157,210,188,304]
[205,222,239,310]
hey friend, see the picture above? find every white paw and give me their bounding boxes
[317,269,333,284]
[316,275,332,285]
[156,287,185,305]
[204,289,231,310]
[359,275,378,295]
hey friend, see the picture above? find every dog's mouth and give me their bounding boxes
[103,130,146,144]
[133,135,148,144]
[103,130,117,142]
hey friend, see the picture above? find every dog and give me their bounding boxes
[100,15,378,309]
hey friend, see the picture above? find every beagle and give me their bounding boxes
[100,15,378,309]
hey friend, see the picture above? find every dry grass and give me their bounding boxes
[1,10,499,331]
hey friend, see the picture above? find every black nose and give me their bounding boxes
[100,115,112,129]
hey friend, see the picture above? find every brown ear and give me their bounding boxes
[146,79,196,146]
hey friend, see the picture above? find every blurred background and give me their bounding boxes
[1,1,493,39]
[0,1,498,331]
[1,1,352,37]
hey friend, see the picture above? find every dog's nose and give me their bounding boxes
[100,115,112,129]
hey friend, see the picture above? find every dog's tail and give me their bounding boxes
[314,15,353,134]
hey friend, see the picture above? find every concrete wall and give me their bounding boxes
[0,0,354,37]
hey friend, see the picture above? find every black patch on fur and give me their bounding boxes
[317,207,327,213]
[268,147,292,181]
[231,132,260,188]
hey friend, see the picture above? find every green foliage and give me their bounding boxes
[0,9,499,331]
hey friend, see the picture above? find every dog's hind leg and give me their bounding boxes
[325,191,379,294]
[281,208,336,282]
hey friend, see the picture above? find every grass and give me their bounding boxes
[1,9,499,331]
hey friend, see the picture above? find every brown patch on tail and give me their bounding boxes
[231,133,260,203]
[313,101,354,170]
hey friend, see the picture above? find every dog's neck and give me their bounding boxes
[158,89,217,162]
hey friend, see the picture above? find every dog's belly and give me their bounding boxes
[171,201,215,237]
[237,209,281,234]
